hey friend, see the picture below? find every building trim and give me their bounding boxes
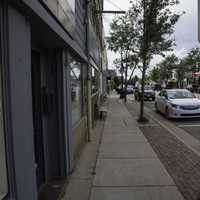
[8,0,88,62]
[0,1,17,198]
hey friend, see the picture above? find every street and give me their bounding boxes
[127,93,200,143]
[144,99,200,143]
[126,94,200,200]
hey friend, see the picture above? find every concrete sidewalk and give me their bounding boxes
[89,94,184,200]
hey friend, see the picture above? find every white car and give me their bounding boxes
[155,89,200,118]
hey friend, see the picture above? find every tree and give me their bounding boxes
[181,47,200,84]
[175,60,188,88]
[106,12,139,102]
[150,67,161,82]
[128,0,183,121]
[184,47,200,72]
[159,54,179,81]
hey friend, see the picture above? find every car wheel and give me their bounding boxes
[165,107,170,119]
[152,97,155,101]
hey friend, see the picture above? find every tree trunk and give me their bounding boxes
[139,59,146,121]
[128,66,136,83]
[124,66,128,102]
[120,68,124,99]
[120,49,124,99]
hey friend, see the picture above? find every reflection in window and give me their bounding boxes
[41,0,75,35]
[0,68,8,199]
[91,67,99,94]
[70,57,83,126]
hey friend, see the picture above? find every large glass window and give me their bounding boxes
[70,56,83,126]
[0,65,8,198]
[91,66,99,94]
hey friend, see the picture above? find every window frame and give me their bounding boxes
[69,54,84,127]
[91,66,100,95]
[0,6,9,198]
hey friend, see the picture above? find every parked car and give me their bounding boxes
[186,84,200,93]
[116,85,135,94]
[192,84,200,93]
[186,84,193,92]
[135,85,155,101]
[152,83,162,91]
[155,89,200,118]
[126,85,134,94]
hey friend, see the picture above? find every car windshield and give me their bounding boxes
[144,86,152,90]
[167,90,194,99]
[127,85,133,88]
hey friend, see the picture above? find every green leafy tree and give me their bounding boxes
[180,47,200,84]
[171,47,200,86]
[150,67,161,82]
[128,0,183,121]
[175,60,188,88]
[184,47,200,72]
[158,54,179,81]
[106,12,139,102]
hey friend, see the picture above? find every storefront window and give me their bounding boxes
[0,68,8,199]
[91,67,99,94]
[70,57,83,126]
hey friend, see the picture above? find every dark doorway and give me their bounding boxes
[31,50,45,189]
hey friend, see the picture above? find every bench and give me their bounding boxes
[99,106,108,119]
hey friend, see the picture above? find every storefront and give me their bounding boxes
[0,0,87,199]
[0,0,106,199]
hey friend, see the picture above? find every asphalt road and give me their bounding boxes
[144,100,200,142]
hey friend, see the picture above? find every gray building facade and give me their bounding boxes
[0,0,107,199]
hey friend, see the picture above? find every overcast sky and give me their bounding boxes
[103,0,199,77]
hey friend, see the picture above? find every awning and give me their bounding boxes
[193,72,200,77]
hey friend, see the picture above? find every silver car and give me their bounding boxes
[155,89,200,118]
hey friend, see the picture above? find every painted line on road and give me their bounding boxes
[178,124,200,128]
[139,124,160,127]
